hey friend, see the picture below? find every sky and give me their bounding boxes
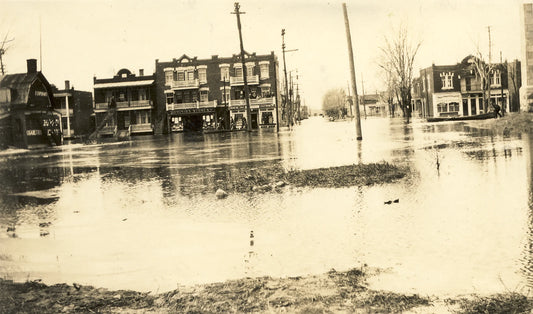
[0,0,526,109]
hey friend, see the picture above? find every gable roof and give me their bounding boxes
[0,72,54,107]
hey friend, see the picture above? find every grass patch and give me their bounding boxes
[451,292,532,314]
[474,112,533,135]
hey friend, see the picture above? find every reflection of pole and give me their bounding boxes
[342,3,362,140]
[347,80,353,116]
[361,73,367,119]
[233,3,252,131]
[282,29,290,128]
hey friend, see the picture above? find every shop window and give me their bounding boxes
[261,111,273,124]
[449,102,459,112]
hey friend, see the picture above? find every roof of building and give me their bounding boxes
[0,72,41,106]
[93,80,155,89]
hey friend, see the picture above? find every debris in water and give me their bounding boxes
[215,188,228,199]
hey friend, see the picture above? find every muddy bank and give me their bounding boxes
[471,112,533,136]
[221,161,409,194]
[2,268,531,313]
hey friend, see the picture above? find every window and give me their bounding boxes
[221,89,231,103]
[261,111,273,124]
[491,70,501,86]
[235,67,243,77]
[261,87,271,98]
[165,71,173,84]
[139,89,147,101]
[198,68,207,83]
[220,67,230,81]
[166,93,174,105]
[177,72,185,81]
[440,72,454,89]
[449,102,459,112]
[437,103,447,113]
[135,111,150,124]
[260,63,269,78]
[187,71,194,81]
[200,90,208,102]
[246,65,254,77]
[465,78,471,91]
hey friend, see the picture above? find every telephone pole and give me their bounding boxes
[342,3,362,140]
[232,3,252,131]
[361,73,367,119]
[281,29,298,128]
[487,26,492,112]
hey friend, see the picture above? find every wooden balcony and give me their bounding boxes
[166,100,217,111]
[229,97,276,108]
[95,100,153,111]
[230,75,259,86]
[171,79,200,90]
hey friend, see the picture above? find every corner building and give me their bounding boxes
[154,51,279,133]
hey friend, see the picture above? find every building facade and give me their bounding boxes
[93,69,156,137]
[52,80,93,138]
[412,55,521,118]
[0,59,62,148]
[154,51,279,133]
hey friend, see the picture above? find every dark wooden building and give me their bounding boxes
[0,59,62,148]
[52,80,93,138]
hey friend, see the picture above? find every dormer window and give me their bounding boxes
[440,72,454,90]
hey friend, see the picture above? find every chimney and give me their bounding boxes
[27,59,37,73]
[139,69,144,76]
[65,80,70,90]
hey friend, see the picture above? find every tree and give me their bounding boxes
[379,26,421,122]
[322,88,347,120]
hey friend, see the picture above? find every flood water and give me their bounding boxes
[0,116,532,295]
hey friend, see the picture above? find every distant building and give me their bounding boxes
[359,93,387,117]
[154,51,280,133]
[92,69,156,137]
[0,59,62,148]
[52,80,93,138]
[412,55,521,118]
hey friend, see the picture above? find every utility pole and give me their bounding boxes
[487,25,492,112]
[232,2,252,131]
[500,51,505,116]
[342,3,362,140]
[281,29,298,128]
[282,29,291,128]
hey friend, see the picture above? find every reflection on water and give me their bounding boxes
[0,117,532,294]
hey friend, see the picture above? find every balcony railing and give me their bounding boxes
[171,79,200,90]
[56,108,74,116]
[166,100,218,111]
[229,97,276,107]
[230,75,259,86]
[129,123,153,134]
[95,100,153,111]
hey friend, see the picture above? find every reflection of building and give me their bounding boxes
[52,80,93,138]
[154,51,279,133]
[93,69,155,137]
[413,55,521,118]
[0,59,62,148]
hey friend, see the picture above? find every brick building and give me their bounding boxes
[93,69,156,137]
[0,59,62,148]
[52,80,93,138]
[154,51,279,133]
[412,55,521,118]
